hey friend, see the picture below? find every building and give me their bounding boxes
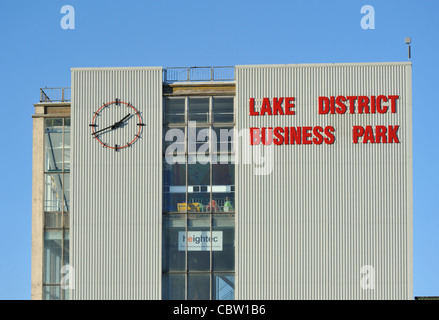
[32,62,413,300]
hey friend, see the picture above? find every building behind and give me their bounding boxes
[32,62,413,300]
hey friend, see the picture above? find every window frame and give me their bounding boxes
[43,117,70,300]
[162,96,236,300]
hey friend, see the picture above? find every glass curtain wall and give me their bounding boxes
[163,96,235,300]
[43,118,70,300]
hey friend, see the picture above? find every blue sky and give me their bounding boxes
[0,0,437,299]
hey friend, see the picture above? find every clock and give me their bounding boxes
[90,99,145,151]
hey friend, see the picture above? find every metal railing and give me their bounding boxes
[39,66,235,101]
[40,87,71,103]
[164,66,235,82]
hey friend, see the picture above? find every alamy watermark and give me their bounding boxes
[61,265,75,290]
[60,5,75,30]
[360,5,375,30]
[164,122,274,176]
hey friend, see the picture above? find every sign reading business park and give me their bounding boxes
[248,95,401,146]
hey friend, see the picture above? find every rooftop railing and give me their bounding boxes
[163,66,235,82]
[40,66,235,101]
[40,87,71,103]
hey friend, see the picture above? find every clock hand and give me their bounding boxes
[92,124,113,135]
[111,113,131,129]
[91,114,131,136]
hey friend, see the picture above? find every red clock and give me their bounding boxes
[90,99,145,151]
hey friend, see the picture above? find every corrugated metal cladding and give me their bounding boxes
[71,67,162,299]
[235,62,413,299]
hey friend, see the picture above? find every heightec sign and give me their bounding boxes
[178,231,223,251]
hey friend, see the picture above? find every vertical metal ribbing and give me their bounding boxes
[235,62,412,300]
[71,67,163,300]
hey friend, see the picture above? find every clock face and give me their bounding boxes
[90,99,144,151]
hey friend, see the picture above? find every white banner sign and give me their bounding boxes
[178,231,223,251]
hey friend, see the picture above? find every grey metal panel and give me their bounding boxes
[235,62,413,299]
[71,67,162,299]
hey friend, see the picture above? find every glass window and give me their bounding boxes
[45,119,63,172]
[213,274,235,300]
[44,173,69,212]
[164,127,185,156]
[164,192,186,213]
[212,157,235,212]
[162,96,235,300]
[212,215,235,271]
[44,231,62,284]
[63,174,70,212]
[43,286,61,300]
[63,287,70,300]
[188,274,210,300]
[64,125,71,172]
[165,98,185,124]
[188,157,211,212]
[163,274,185,300]
[187,216,210,272]
[163,160,186,186]
[188,192,210,213]
[212,160,234,186]
[63,231,69,266]
[163,158,186,213]
[212,193,235,213]
[44,174,63,212]
[188,126,211,155]
[163,215,186,272]
[213,127,234,153]
[189,98,210,123]
[44,117,70,300]
[188,157,210,186]
[213,98,234,123]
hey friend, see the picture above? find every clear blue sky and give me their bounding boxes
[0,0,437,299]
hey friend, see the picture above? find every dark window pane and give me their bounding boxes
[212,215,235,272]
[212,160,234,186]
[187,216,210,272]
[188,274,210,300]
[213,127,234,153]
[164,192,186,213]
[163,158,187,212]
[213,274,235,300]
[165,98,185,124]
[163,215,186,272]
[188,158,210,186]
[189,98,209,123]
[163,160,186,186]
[188,126,211,154]
[162,274,185,300]
[213,98,234,123]
[188,157,211,212]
